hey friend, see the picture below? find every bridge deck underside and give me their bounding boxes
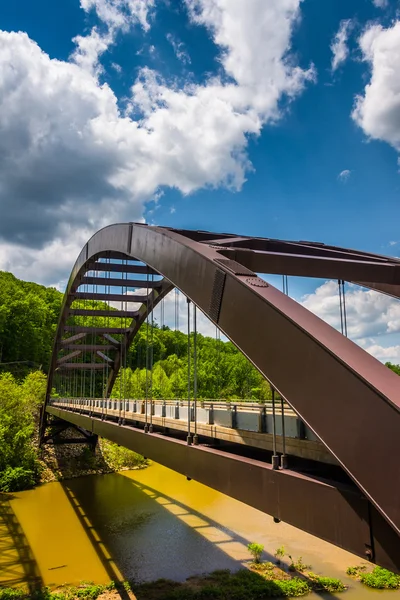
[47,405,400,573]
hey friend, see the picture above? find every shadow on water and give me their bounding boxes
[63,472,344,598]
[0,493,43,592]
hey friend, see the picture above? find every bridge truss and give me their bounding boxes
[40,223,400,572]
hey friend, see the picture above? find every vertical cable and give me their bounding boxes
[123,260,127,425]
[187,298,192,445]
[338,279,344,336]
[342,280,348,338]
[149,273,154,433]
[144,268,149,433]
[271,386,279,470]
[174,288,179,399]
[193,304,199,445]
[280,395,288,469]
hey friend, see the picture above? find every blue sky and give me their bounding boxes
[1,0,400,361]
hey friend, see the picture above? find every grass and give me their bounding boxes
[347,565,400,589]
[0,561,347,600]
[0,582,119,600]
[132,564,346,599]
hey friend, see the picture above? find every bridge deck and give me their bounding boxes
[51,398,335,464]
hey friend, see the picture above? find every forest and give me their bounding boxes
[0,269,399,492]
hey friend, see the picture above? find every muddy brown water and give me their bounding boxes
[1,463,398,598]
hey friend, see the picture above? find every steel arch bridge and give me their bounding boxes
[40,223,400,572]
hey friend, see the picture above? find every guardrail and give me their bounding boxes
[50,397,318,441]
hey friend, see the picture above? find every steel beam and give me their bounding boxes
[69,308,139,318]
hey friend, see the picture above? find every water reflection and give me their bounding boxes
[0,494,42,592]
[1,464,399,599]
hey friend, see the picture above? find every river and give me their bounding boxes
[0,463,398,598]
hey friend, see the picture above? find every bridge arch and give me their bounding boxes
[42,223,400,567]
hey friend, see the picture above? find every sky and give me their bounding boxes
[1,0,400,362]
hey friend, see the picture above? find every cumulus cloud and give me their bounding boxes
[0,0,314,286]
[338,169,351,181]
[331,19,353,72]
[353,22,400,154]
[301,280,400,342]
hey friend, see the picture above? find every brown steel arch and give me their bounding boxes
[42,223,400,559]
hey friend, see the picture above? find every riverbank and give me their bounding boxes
[0,564,346,599]
[38,431,149,484]
[2,562,399,599]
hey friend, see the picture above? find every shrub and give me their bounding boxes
[288,556,310,573]
[0,466,38,492]
[247,542,264,563]
[307,573,346,593]
[360,567,400,589]
[274,545,285,564]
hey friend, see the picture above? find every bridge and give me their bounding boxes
[40,223,400,573]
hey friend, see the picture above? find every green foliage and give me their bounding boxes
[1,567,347,600]
[274,545,286,564]
[346,564,400,589]
[0,372,42,491]
[100,439,148,470]
[0,272,62,376]
[346,565,366,576]
[133,569,316,599]
[359,566,400,589]
[0,589,26,600]
[307,573,345,592]
[247,542,264,563]
[287,556,310,573]
[385,362,400,376]
[113,331,274,401]
[0,581,123,600]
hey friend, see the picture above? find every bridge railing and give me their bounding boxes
[50,397,318,441]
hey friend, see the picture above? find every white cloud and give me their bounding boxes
[372,0,388,8]
[353,22,400,154]
[365,342,400,363]
[111,62,122,73]
[73,0,155,74]
[301,280,400,343]
[80,0,155,32]
[71,27,113,75]
[0,1,314,286]
[153,291,220,338]
[331,19,353,72]
[338,169,351,181]
[166,33,191,64]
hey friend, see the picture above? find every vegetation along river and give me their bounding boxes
[1,462,399,598]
